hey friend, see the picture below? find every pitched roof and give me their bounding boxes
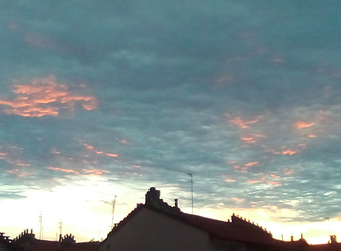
[145,204,308,250]
[12,239,99,251]
[309,243,341,251]
[104,187,308,251]
[9,229,99,251]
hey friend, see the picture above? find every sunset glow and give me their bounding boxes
[296,121,316,129]
[48,167,80,174]
[228,116,262,128]
[0,76,97,117]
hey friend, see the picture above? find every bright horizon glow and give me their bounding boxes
[0,184,338,245]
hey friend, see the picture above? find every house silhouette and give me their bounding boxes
[100,187,310,251]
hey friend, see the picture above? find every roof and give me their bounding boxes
[104,187,308,251]
[145,205,308,250]
[309,243,341,251]
[11,239,99,251]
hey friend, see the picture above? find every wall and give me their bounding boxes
[211,238,245,251]
[102,207,210,251]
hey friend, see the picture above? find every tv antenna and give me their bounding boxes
[187,173,194,214]
[111,195,117,228]
[39,212,43,240]
[56,219,62,241]
[59,219,62,238]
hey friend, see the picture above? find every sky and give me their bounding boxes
[1,0,341,245]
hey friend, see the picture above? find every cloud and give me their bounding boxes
[0,76,97,117]
[1,2,341,240]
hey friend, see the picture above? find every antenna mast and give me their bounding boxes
[56,219,62,241]
[111,195,117,228]
[59,219,62,238]
[187,173,194,214]
[39,212,43,240]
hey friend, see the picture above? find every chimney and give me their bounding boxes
[175,199,178,208]
[301,233,303,239]
[291,235,294,242]
[330,235,337,244]
[145,187,160,205]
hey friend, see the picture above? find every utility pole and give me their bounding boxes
[187,173,193,214]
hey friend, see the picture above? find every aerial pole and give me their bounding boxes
[187,173,194,214]
[111,195,117,228]
[59,219,62,238]
[39,212,43,240]
[325,217,330,241]
[56,218,62,241]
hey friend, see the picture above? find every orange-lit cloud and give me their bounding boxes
[228,116,262,128]
[267,181,280,186]
[267,147,298,156]
[281,150,296,155]
[120,139,128,144]
[84,144,94,150]
[18,172,35,177]
[0,152,8,159]
[83,143,118,158]
[232,197,244,202]
[231,161,259,172]
[242,137,256,143]
[51,149,60,154]
[225,179,236,182]
[48,167,79,174]
[245,162,259,167]
[107,153,118,157]
[221,175,236,182]
[296,121,315,129]
[248,174,281,186]
[248,180,260,184]
[3,158,31,167]
[83,169,109,175]
[308,134,317,138]
[241,133,265,144]
[7,169,19,174]
[132,165,141,168]
[0,76,97,117]
[7,168,34,177]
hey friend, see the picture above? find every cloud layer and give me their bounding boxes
[1,0,341,234]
